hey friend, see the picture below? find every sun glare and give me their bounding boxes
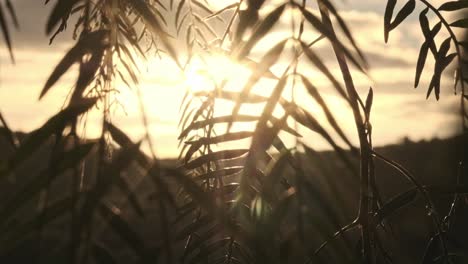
[183,55,251,93]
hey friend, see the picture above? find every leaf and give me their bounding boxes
[106,122,149,167]
[40,30,109,99]
[384,0,397,43]
[364,87,374,118]
[373,189,417,224]
[176,215,212,240]
[185,149,249,169]
[186,131,253,146]
[288,103,358,175]
[194,90,269,104]
[191,0,214,15]
[422,234,442,264]
[390,0,415,30]
[179,115,258,139]
[0,111,17,150]
[263,150,292,200]
[299,75,355,150]
[428,38,452,99]
[183,141,203,163]
[115,177,146,217]
[175,0,186,27]
[194,167,243,181]
[298,4,367,73]
[5,98,97,173]
[129,0,181,67]
[419,9,432,49]
[182,224,222,259]
[316,0,367,65]
[237,4,286,59]
[98,204,148,258]
[0,196,75,247]
[450,18,468,28]
[0,2,13,62]
[439,1,468,11]
[46,0,79,35]
[5,0,18,29]
[253,74,289,146]
[229,39,288,130]
[415,42,429,88]
[168,167,240,238]
[72,48,105,103]
[205,3,238,20]
[0,143,95,220]
[300,42,348,100]
[176,11,189,35]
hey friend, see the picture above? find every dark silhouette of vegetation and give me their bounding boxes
[0,0,467,263]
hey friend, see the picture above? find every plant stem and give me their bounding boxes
[317,2,372,262]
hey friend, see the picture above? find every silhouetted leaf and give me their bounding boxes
[99,204,148,258]
[194,167,243,181]
[72,48,104,103]
[450,18,468,28]
[0,195,76,248]
[364,87,373,118]
[237,4,286,59]
[428,38,452,99]
[415,42,429,88]
[186,131,253,146]
[0,2,13,62]
[374,189,417,224]
[0,142,95,220]
[0,111,17,150]
[298,4,367,74]
[439,1,468,11]
[192,0,214,16]
[106,122,149,167]
[194,90,269,104]
[179,115,258,139]
[253,74,289,150]
[5,0,18,29]
[422,233,442,264]
[384,0,397,42]
[300,42,348,100]
[46,0,79,35]
[205,3,238,19]
[129,0,181,67]
[40,30,109,99]
[175,0,186,27]
[182,224,223,260]
[176,215,212,240]
[390,0,415,30]
[185,149,249,169]
[6,98,97,173]
[420,11,442,57]
[229,39,288,130]
[317,0,367,65]
[288,103,357,175]
[300,74,355,150]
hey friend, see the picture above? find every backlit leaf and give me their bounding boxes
[384,0,397,43]
[439,1,468,11]
[390,0,415,30]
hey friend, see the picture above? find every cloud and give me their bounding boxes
[0,0,462,157]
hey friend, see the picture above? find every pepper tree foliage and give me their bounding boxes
[0,0,467,263]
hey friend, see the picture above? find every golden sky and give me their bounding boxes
[0,0,462,157]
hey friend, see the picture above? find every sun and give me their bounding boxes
[183,54,251,94]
